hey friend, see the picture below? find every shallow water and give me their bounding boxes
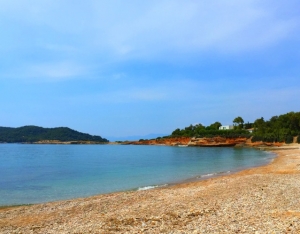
[0,144,275,206]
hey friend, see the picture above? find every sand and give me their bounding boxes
[1,147,300,233]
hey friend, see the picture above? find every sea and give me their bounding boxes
[0,144,275,206]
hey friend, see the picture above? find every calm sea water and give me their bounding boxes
[0,144,275,206]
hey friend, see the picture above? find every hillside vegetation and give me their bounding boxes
[170,122,251,138]
[0,126,108,143]
[252,111,300,143]
[169,111,300,144]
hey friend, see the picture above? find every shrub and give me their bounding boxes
[251,135,263,142]
[285,135,293,144]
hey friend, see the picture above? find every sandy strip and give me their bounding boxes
[1,147,300,233]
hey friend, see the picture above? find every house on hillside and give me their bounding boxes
[219,125,234,130]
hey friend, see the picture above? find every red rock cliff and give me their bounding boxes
[123,137,248,146]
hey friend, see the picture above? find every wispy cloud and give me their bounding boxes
[62,79,201,104]
[0,1,299,137]
[5,61,87,82]
[41,43,78,53]
[88,0,300,57]
[1,1,299,57]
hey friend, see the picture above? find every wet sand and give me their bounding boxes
[1,147,300,233]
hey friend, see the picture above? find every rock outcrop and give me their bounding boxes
[120,137,291,148]
[122,137,191,146]
[121,137,248,147]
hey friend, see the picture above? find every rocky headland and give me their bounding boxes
[119,136,286,148]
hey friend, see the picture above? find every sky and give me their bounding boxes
[0,0,300,140]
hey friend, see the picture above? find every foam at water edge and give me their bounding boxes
[201,173,216,177]
[200,171,231,178]
[137,184,168,191]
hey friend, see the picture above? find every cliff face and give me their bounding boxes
[123,137,191,146]
[189,137,247,146]
[119,136,293,147]
[122,137,248,146]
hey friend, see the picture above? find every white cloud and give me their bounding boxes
[62,78,200,104]
[1,0,299,57]
[81,87,169,104]
[41,43,78,53]
[14,61,87,81]
[0,0,299,82]
[89,0,300,57]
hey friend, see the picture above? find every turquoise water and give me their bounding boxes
[0,144,275,206]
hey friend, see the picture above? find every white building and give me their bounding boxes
[219,125,234,130]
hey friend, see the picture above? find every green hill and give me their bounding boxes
[0,126,108,143]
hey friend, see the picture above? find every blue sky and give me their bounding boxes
[1,0,300,140]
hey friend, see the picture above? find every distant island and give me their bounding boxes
[0,126,108,143]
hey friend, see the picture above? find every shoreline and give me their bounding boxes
[0,147,276,208]
[1,146,300,233]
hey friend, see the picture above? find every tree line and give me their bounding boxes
[169,111,300,143]
[170,121,251,138]
[251,111,300,143]
[0,126,109,143]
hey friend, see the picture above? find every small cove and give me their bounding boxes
[0,144,275,206]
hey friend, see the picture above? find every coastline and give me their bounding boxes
[0,146,275,207]
[0,151,274,208]
[1,146,300,233]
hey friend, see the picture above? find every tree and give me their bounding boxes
[253,117,266,135]
[171,128,182,136]
[233,117,244,129]
[244,121,253,129]
[208,122,222,130]
[251,112,300,143]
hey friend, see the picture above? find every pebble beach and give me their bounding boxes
[1,147,300,233]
